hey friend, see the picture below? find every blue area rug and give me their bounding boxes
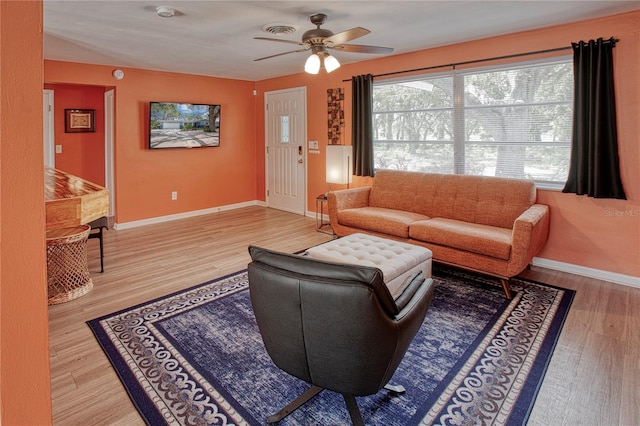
[88,266,574,425]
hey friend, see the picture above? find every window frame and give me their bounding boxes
[372,55,574,190]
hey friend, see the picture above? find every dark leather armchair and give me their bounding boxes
[247,245,435,425]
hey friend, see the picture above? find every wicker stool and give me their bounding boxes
[46,225,93,305]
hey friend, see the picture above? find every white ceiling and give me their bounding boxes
[43,1,639,81]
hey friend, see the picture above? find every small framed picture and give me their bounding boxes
[65,109,95,133]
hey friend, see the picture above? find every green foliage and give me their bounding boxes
[150,103,181,120]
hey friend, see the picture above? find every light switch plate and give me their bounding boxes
[308,140,319,149]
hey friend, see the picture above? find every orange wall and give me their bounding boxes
[0,1,52,424]
[44,63,258,223]
[44,83,106,185]
[43,11,639,279]
[256,10,640,278]
[1,6,634,424]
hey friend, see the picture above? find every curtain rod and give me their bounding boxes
[342,38,618,82]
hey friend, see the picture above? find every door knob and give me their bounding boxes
[298,159,303,163]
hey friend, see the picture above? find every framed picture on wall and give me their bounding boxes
[65,109,95,133]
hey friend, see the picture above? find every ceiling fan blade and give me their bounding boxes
[324,27,370,46]
[254,36,305,46]
[254,48,309,61]
[332,44,394,54]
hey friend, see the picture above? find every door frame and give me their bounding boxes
[104,89,115,218]
[43,89,55,168]
[264,86,308,215]
[42,87,116,218]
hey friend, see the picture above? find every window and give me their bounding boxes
[279,115,290,143]
[372,58,573,188]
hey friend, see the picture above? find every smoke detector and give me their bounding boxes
[261,23,299,35]
[156,6,176,18]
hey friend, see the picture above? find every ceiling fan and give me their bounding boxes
[254,13,394,74]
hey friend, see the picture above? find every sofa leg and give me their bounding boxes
[500,278,512,299]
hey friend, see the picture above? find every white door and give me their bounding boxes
[43,89,55,167]
[265,87,306,214]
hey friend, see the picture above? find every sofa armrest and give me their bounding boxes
[507,204,550,276]
[328,187,371,210]
[327,187,371,230]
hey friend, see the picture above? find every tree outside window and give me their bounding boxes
[372,58,573,188]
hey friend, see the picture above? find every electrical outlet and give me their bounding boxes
[171,191,177,200]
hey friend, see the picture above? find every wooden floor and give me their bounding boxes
[48,206,639,425]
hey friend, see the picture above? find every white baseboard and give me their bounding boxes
[114,200,265,230]
[113,206,639,290]
[305,210,328,220]
[532,257,640,289]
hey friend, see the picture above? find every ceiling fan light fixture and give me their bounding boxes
[254,13,392,74]
[305,53,321,74]
[324,54,340,73]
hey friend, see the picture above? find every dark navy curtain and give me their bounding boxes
[351,74,375,176]
[563,37,625,199]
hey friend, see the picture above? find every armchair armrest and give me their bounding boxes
[507,204,550,276]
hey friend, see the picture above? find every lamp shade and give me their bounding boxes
[324,54,341,73]
[326,145,353,185]
[304,54,321,74]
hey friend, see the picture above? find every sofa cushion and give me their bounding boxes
[369,170,536,229]
[409,218,512,260]
[338,207,429,238]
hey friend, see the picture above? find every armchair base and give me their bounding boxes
[266,384,407,425]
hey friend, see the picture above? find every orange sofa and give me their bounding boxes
[327,170,550,298]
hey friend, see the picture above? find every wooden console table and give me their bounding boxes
[45,167,109,231]
[44,168,109,303]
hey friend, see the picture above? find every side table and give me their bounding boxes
[315,193,333,235]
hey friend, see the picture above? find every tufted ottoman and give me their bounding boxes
[305,233,432,299]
